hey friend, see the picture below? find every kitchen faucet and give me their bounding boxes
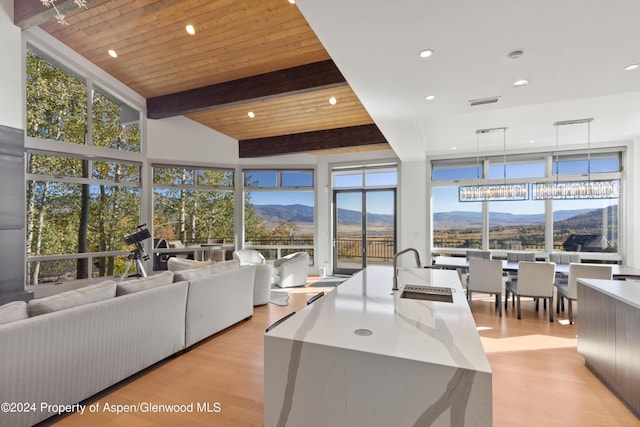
[392,248,422,290]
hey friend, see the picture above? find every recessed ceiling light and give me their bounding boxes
[624,132,632,135]
[624,63,639,71]
[512,79,529,87]
[529,140,536,143]
[329,96,337,105]
[288,0,295,4]
[451,147,457,150]
[186,24,195,35]
[108,49,118,58]
[247,111,255,118]
[425,95,435,101]
[419,49,433,58]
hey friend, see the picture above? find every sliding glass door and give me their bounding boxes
[333,189,396,275]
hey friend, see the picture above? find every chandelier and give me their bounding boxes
[531,118,620,200]
[459,127,529,202]
[41,0,87,25]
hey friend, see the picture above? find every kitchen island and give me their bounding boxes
[264,266,492,427]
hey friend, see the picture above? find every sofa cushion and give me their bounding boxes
[0,300,28,325]
[28,280,117,317]
[205,259,240,274]
[116,271,175,296]
[173,259,240,282]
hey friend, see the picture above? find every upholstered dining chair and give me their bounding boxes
[549,252,581,289]
[556,263,612,324]
[467,258,504,317]
[466,249,492,260]
[549,253,581,264]
[505,261,556,322]
[505,251,537,304]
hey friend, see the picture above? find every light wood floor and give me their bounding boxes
[42,279,639,427]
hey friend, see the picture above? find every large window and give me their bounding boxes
[243,169,314,262]
[153,166,235,244]
[25,45,144,285]
[432,150,622,254]
[26,152,142,285]
[26,47,140,152]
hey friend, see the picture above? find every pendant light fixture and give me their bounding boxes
[459,127,529,202]
[531,118,619,199]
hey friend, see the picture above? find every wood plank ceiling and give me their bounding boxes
[18,0,389,157]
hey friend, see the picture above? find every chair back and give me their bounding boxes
[516,261,556,297]
[466,249,492,260]
[567,263,613,299]
[233,249,266,266]
[549,253,581,264]
[468,259,503,293]
[507,251,536,262]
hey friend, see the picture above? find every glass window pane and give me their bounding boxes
[488,200,545,250]
[93,160,140,183]
[334,172,363,188]
[554,156,620,175]
[26,50,87,144]
[489,161,545,179]
[553,199,618,252]
[92,86,141,152]
[27,153,84,177]
[281,171,313,187]
[245,171,277,187]
[432,165,482,181]
[153,167,194,186]
[244,190,314,246]
[153,188,234,244]
[365,170,397,186]
[198,169,234,187]
[432,187,482,248]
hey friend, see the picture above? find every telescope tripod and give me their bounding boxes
[120,243,148,281]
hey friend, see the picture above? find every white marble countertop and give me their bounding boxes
[267,265,491,374]
[577,278,640,309]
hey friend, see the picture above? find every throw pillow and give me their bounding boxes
[0,301,28,325]
[28,280,116,317]
[116,271,175,296]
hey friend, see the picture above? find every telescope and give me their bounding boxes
[121,224,150,279]
[124,224,151,246]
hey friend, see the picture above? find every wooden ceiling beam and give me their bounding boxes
[14,0,102,29]
[147,60,346,119]
[238,124,388,158]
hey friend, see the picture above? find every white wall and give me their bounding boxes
[147,116,239,166]
[398,160,428,265]
[0,0,23,129]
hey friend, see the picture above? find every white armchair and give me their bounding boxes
[272,252,309,288]
[233,249,266,266]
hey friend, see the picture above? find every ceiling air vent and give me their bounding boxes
[469,96,501,107]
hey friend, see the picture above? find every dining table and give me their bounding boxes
[432,255,640,279]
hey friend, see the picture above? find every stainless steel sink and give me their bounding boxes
[400,285,453,303]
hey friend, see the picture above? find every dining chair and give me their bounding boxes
[466,249,492,260]
[549,253,581,264]
[549,252,581,294]
[505,251,537,304]
[505,261,556,322]
[467,258,504,317]
[556,263,612,324]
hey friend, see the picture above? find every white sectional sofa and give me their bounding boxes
[0,260,256,427]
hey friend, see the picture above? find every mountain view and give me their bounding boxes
[253,204,394,228]
[434,208,597,229]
